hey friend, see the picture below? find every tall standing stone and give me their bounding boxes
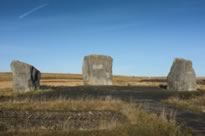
[167,58,197,91]
[11,60,41,93]
[82,55,113,85]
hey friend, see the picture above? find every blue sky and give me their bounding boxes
[0,0,205,76]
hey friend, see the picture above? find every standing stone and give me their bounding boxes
[11,60,41,93]
[167,58,197,91]
[82,55,113,85]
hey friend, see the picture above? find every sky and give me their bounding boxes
[0,0,205,76]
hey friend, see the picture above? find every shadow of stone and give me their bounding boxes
[28,86,175,102]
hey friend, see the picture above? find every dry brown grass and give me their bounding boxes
[1,72,205,90]
[41,79,83,86]
[0,72,196,135]
[163,95,205,113]
[0,88,13,97]
[0,72,167,89]
[0,97,192,136]
[0,98,127,112]
[198,85,205,90]
[0,72,11,81]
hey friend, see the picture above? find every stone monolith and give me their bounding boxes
[167,58,197,91]
[11,60,41,93]
[82,55,113,85]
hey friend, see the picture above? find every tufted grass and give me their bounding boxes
[0,97,192,136]
[162,90,205,112]
[163,96,205,113]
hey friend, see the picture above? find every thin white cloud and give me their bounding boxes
[19,4,48,19]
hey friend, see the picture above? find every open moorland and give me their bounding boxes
[0,72,205,136]
[1,72,205,89]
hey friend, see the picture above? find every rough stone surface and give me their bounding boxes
[167,58,197,91]
[11,60,41,93]
[82,55,113,85]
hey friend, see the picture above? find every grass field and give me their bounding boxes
[1,72,204,88]
[0,72,179,88]
[0,94,192,136]
[162,90,205,113]
[0,72,205,135]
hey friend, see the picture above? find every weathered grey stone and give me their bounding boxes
[167,58,197,91]
[82,55,113,85]
[11,60,41,93]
